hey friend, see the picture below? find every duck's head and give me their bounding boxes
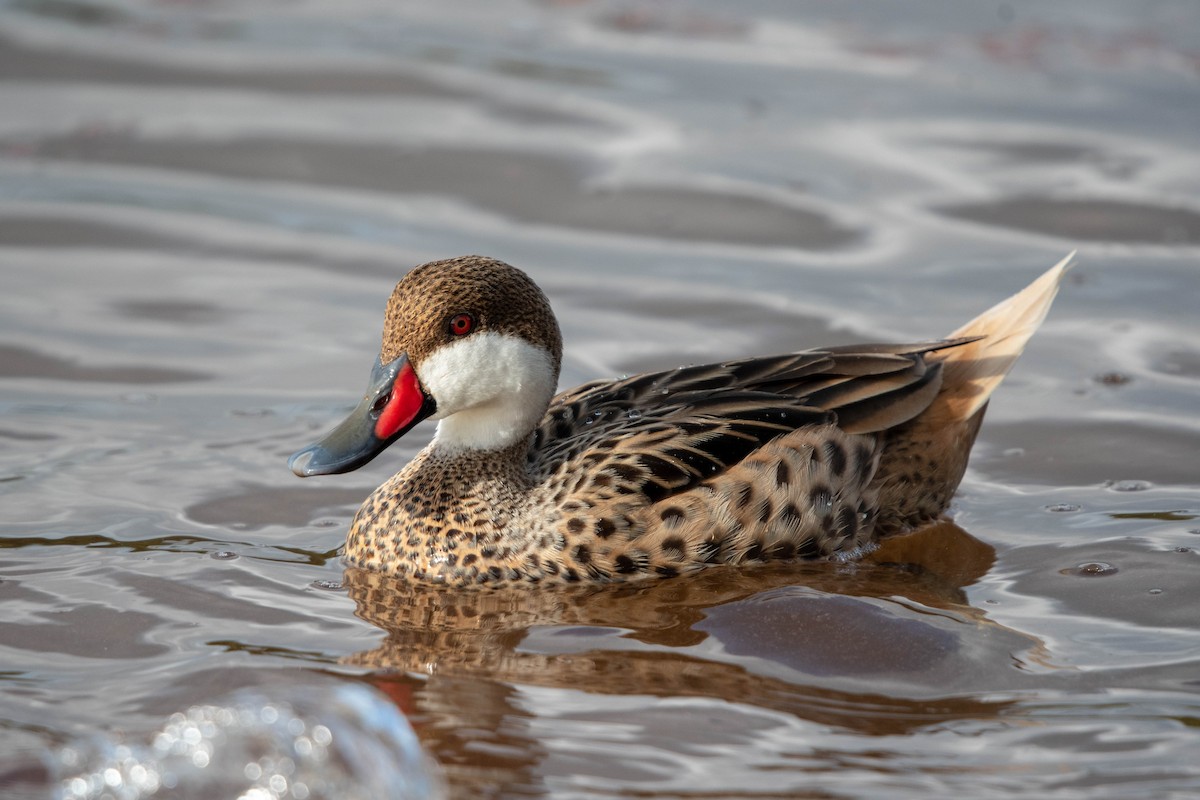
[289,256,563,477]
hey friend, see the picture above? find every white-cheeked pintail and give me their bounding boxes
[290,254,1073,586]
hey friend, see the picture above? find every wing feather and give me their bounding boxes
[530,340,970,503]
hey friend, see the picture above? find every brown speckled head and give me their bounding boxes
[380,256,563,375]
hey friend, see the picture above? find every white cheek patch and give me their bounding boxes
[416,332,557,452]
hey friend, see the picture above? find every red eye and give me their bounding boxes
[448,313,475,337]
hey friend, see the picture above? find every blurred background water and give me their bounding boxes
[2,1,1199,798]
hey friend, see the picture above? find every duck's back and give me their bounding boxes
[524,254,1072,581]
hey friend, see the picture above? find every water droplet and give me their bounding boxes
[1061,561,1118,577]
[309,579,345,592]
[626,409,642,421]
[1109,479,1152,492]
[1045,503,1081,513]
[210,550,238,561]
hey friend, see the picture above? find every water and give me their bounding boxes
[2,1,1199,797]
[52,678,443,800]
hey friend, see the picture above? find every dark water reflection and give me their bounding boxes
[3,0,1200,798]
[345,526,1032,795]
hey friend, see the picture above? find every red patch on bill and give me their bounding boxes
[374,362,425,439]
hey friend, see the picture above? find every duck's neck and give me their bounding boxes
[431,395,545,454]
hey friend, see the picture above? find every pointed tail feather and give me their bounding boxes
[871,252,1074,533]
[927,251,1075,425]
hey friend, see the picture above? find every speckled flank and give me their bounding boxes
[330,254,1071,586]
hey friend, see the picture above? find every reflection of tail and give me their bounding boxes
[931,250,1075,424]
[874,252,1075,533]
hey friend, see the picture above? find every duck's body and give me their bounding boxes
[291,254,1073,586]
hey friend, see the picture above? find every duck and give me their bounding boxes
[290,253,1073,586]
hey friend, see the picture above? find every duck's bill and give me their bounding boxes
[288,354,435,477]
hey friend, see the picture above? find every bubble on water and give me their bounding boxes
[1148,588,1164,595]
[309,579,345,592]
[210,550,238,561]
[1108,479,1152,492]
[182,725,202,746]
[1061,561,1119,577]
[60,747,81,769]
[1175,546,1192,553]
[1045,503,1081,513]
[51,680,443,799]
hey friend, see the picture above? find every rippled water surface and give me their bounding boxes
[3,1,1200,798]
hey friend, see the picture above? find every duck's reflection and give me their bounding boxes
[345,522,1027,796]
